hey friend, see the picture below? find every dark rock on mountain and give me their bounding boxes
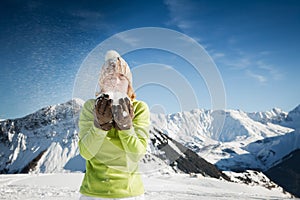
[265,149,300,198]
[150,127,230,181]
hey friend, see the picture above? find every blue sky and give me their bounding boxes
[1,0,300,119]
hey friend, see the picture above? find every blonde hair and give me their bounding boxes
[127,83,136,101]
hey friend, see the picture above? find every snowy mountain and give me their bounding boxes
[247,108,288,125]
[149,105,300,197]
[0,99,228,179]
[0,99,84,173]
[150,107,299,172]
[284,105,300,129]
[149,127,230,181]
[247,105,300,130]
[0,100,299,197]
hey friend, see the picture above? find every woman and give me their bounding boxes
[78,50,150,200]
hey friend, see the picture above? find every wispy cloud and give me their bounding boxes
[246,70,267,83]
[115,33,140,47]
[212,48,284,83]
[68,9,110,31]
[208,50,226,61]
[164,0,283,85]
[256,60,283,80]
[213,53,225,59]
[228,37,239,45]
[164,0,198,31]
[217,54,251,70]
[259,51,272,56]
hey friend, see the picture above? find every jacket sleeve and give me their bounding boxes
[78,99,108,161]
[117,100,150,162]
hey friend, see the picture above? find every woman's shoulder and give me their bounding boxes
[82,99,96,111]
[133,99,147,107]
[133,99,149,112]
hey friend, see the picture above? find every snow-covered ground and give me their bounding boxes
[0,172,295,200]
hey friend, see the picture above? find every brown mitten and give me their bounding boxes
[94,94,113,131]
[112,97,134,130]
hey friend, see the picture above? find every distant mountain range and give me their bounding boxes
[0,99,299,197]
[150,104,300,197]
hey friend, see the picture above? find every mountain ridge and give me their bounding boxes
[0,99,299,197]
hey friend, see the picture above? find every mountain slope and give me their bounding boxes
[215,130,300,171]
[150,127,230,181]
[248,105,300,130]
[265,149,300,198]
[284,105,300,129]
[150,108,295,171]
[247,108,288,124]
[0,99,83,173]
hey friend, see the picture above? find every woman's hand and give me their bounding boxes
[112,97,134,130]
[94,94,113,131]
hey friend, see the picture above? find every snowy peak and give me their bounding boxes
[285,104,300,129]
[150,107,296,173]
[247,108,288,124]
[289,104,300,114]
[246,104,300,130]
[0,99,84,174]
[214,109,278,142]
[151,108,292,144]
[5,98,84,125]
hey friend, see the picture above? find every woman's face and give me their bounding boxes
[102,73,129,94]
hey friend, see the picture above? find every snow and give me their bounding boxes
[284,105,300,129]
[0,173,294,200]
[247,108,288,124]
[150,107,297,171]
[224,170,284,190]
[0,99,82,174]
[97,91,131,105]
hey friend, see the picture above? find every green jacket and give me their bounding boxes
[78,99,150,198]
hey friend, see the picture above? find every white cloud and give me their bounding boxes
[68,9,109,31]
[115,34,140,47]
[256,61,283,80]
[246,70,267,83]
[259,51,272,56]
[228,37,239,45]
[164,0,283,85]
[164,0,198,31]
[211,52,225,60]
[214,48,283,83]
[221,56,252,70]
